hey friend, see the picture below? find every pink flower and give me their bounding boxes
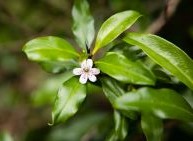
[73,59,100,84]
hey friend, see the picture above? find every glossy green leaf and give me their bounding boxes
[72,0,95,50]
[39,61,66,73]
[141,113,163,141]
[124,33,193,90]
[51,77,86,125]
[31,72,74,106]
[39,60,79,73]
[101,77,137,120]
[96,52,155,85]
[101,77,124,105]
[152,65,175,83]
[101,78,127,141]
[23,36,79,63]
[107,110,128,141]
[92,10,141,55]
[39,60,78,73]
[122,45,144,61]
[115,87,193,122]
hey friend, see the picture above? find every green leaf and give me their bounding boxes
[48,113,107,141]
[0,132,13,141]
[101,66,151,122]
[31,72,74,106]
[96,52,155,85]
[107,110,128,141]
[124,33,193,90]
[183,89,193,108]
[152,65,175,83]
[23,36,79,63]
[114,111,128,140]
[72,0,95,50]
[115,87,193,122]
[92,10,141,55]
[51,77,86,125]
[141,113,163,141]
[39,60,78,73]
[101,77,137,120]
[101,77,124,105]
[122,45,143,61]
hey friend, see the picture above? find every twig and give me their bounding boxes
[146,0,181,34]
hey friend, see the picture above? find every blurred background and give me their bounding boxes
[0,0,193,141]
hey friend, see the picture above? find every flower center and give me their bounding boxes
[83,67,89,72]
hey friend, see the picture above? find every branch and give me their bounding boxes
[146,0,181,34]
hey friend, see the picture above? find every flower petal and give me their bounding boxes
[81,60,87,68]
[79,73,88,84]
[73,68,82,75]
[88,74,97,82]
[86,59,93,68]
[91,68,100,75]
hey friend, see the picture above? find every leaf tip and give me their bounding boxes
[48,122,54,126]
[48,112,56,126]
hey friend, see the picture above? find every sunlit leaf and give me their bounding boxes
[124,33,193,90]
[72,0,95,50]
[51,77,86,125]
[23,36,79,70]
[141,113,163,141]
[92,10,141,55]
[96,52,155,85]
[115,87,193,122]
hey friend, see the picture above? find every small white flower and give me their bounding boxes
[73,59,100,84]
